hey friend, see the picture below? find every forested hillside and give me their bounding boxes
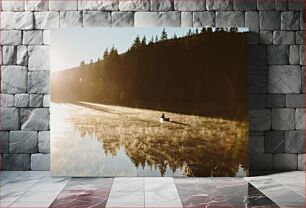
[51,28,248,120]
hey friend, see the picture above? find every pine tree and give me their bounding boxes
[155,35,159,42]
[149,37,154,44]
[186,29,192,36]
[160,28,168,41]
[103,48,109,59]
[141,36,147,45]
[109,45,118,56]
[131,36,141,49]
[201,27,206,33]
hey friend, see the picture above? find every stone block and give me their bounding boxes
[38,131,50,153]
[289,45,300,64]
[23,30,43,45]
[79,0,119,10]
[249,71,267,93]
[49,0,78,10]
[259,31,272,44]
[10,131,38,153]
[249,109,271,131]
[298,154,305,170]
[15,94,29,107]
[26,0,49,11]
[274,154,298,170]
[216,11,244,27]
[281,11,300,30]
[1,30,22,45]
[34,12,60,29]
[264,131,285,153]
[1,66,27,94]
[286,94,304,107]
[21,108,49,131]
[17,45,28,66]
[0,94,14,107]
[112,12,134,27]
[31,153,50,171]
[14,12,34,30]
[249,153,273,170]
[43,30,50,45]
[233,0,256,10]
[0,108,20,130]
[60,11,83,27]
[248,46,267,69]
[288,0,304,11]
[135,12,180,27]
[267,45,288,64]
[257,0,274,10]
[181,12,192,27]
[275,0,287,11]
[273,31,295,45]
[266,94,286,107]
[3,154,31,170]
[83,11,112,27]
[1,12,15,29]
[295,31,304,44]
[28,71,50,94]
[119,0,150,11]
[248,32,259,45]
[43,95,50,107]
[272,108,295,130]
[285,130,304,153]
[151,0,173,11]
[248,94,266,109]
[300,12,304,30]
[174,0,205,11]
[249,136,264,153]
[245,11,259,32]
[193,12,215,27]
[300,45,304,65]
[28,46,49,71]
[29,94,44,107]
[295,108,305,130]
[2,46,17,65]
[259,11,281,30]
[0,131,9,153]
[2,1,24,11]
[206,0,233,10]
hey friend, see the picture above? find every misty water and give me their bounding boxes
[51,102,248,177]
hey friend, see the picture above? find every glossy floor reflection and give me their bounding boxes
[1,171,304,208]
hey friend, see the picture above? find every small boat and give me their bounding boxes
[160,113,170,123]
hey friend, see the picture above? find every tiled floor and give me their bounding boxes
[1,171,304,208]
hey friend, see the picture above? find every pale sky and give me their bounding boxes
[51,28,248,72]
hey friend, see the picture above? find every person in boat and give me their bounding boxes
[160,113,170,122]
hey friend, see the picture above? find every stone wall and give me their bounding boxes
[0,0,304,172]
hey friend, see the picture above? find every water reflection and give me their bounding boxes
[51,102,248,177]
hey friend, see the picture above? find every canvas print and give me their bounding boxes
[51,28,248,177]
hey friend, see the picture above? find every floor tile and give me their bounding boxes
[145,177,177,192]
[50,190,109,208]
[65,178,113,191]
[145,190,183,208]
[246,176,305,208]
[111,177,144,192]
[28,177,70,192]
[106,191,144,208]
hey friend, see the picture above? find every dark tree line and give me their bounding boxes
[51,28,248,120]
